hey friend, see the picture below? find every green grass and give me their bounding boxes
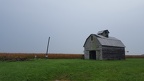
[0,59,144,81]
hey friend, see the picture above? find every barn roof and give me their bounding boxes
[83,34,125,47]
[96,35,125,47]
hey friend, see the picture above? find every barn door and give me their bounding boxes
[89,51,96,60]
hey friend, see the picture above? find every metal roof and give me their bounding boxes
[96,35,125,47]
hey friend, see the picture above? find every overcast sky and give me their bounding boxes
[0,0,144,55]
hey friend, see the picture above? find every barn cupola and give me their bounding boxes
[97,30,109,37]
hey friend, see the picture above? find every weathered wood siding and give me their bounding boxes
[84,35,101,59]
[84,50,89,59]
[102,46,125,60]
[84,35,100,50]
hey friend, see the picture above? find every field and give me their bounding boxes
[0,53,83,61]
[0,58,144,81]
[0,53,144,61]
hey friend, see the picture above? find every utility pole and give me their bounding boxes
[46,37,50,58]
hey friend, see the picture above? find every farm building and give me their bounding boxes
[83,30,125,60]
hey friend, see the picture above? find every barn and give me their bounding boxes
[83,30,125,60]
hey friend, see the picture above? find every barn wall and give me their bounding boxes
[84,50,89,59]
[102,46,125,60]
[84,35,101,60]
[84,35,100,51]
[96,50,101,60]
[84,37,95,50]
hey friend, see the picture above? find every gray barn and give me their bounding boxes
[83,30,125,60]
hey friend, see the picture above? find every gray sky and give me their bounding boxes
[0,0,144,55]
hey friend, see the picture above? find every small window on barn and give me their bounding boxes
[91,36,93,41]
